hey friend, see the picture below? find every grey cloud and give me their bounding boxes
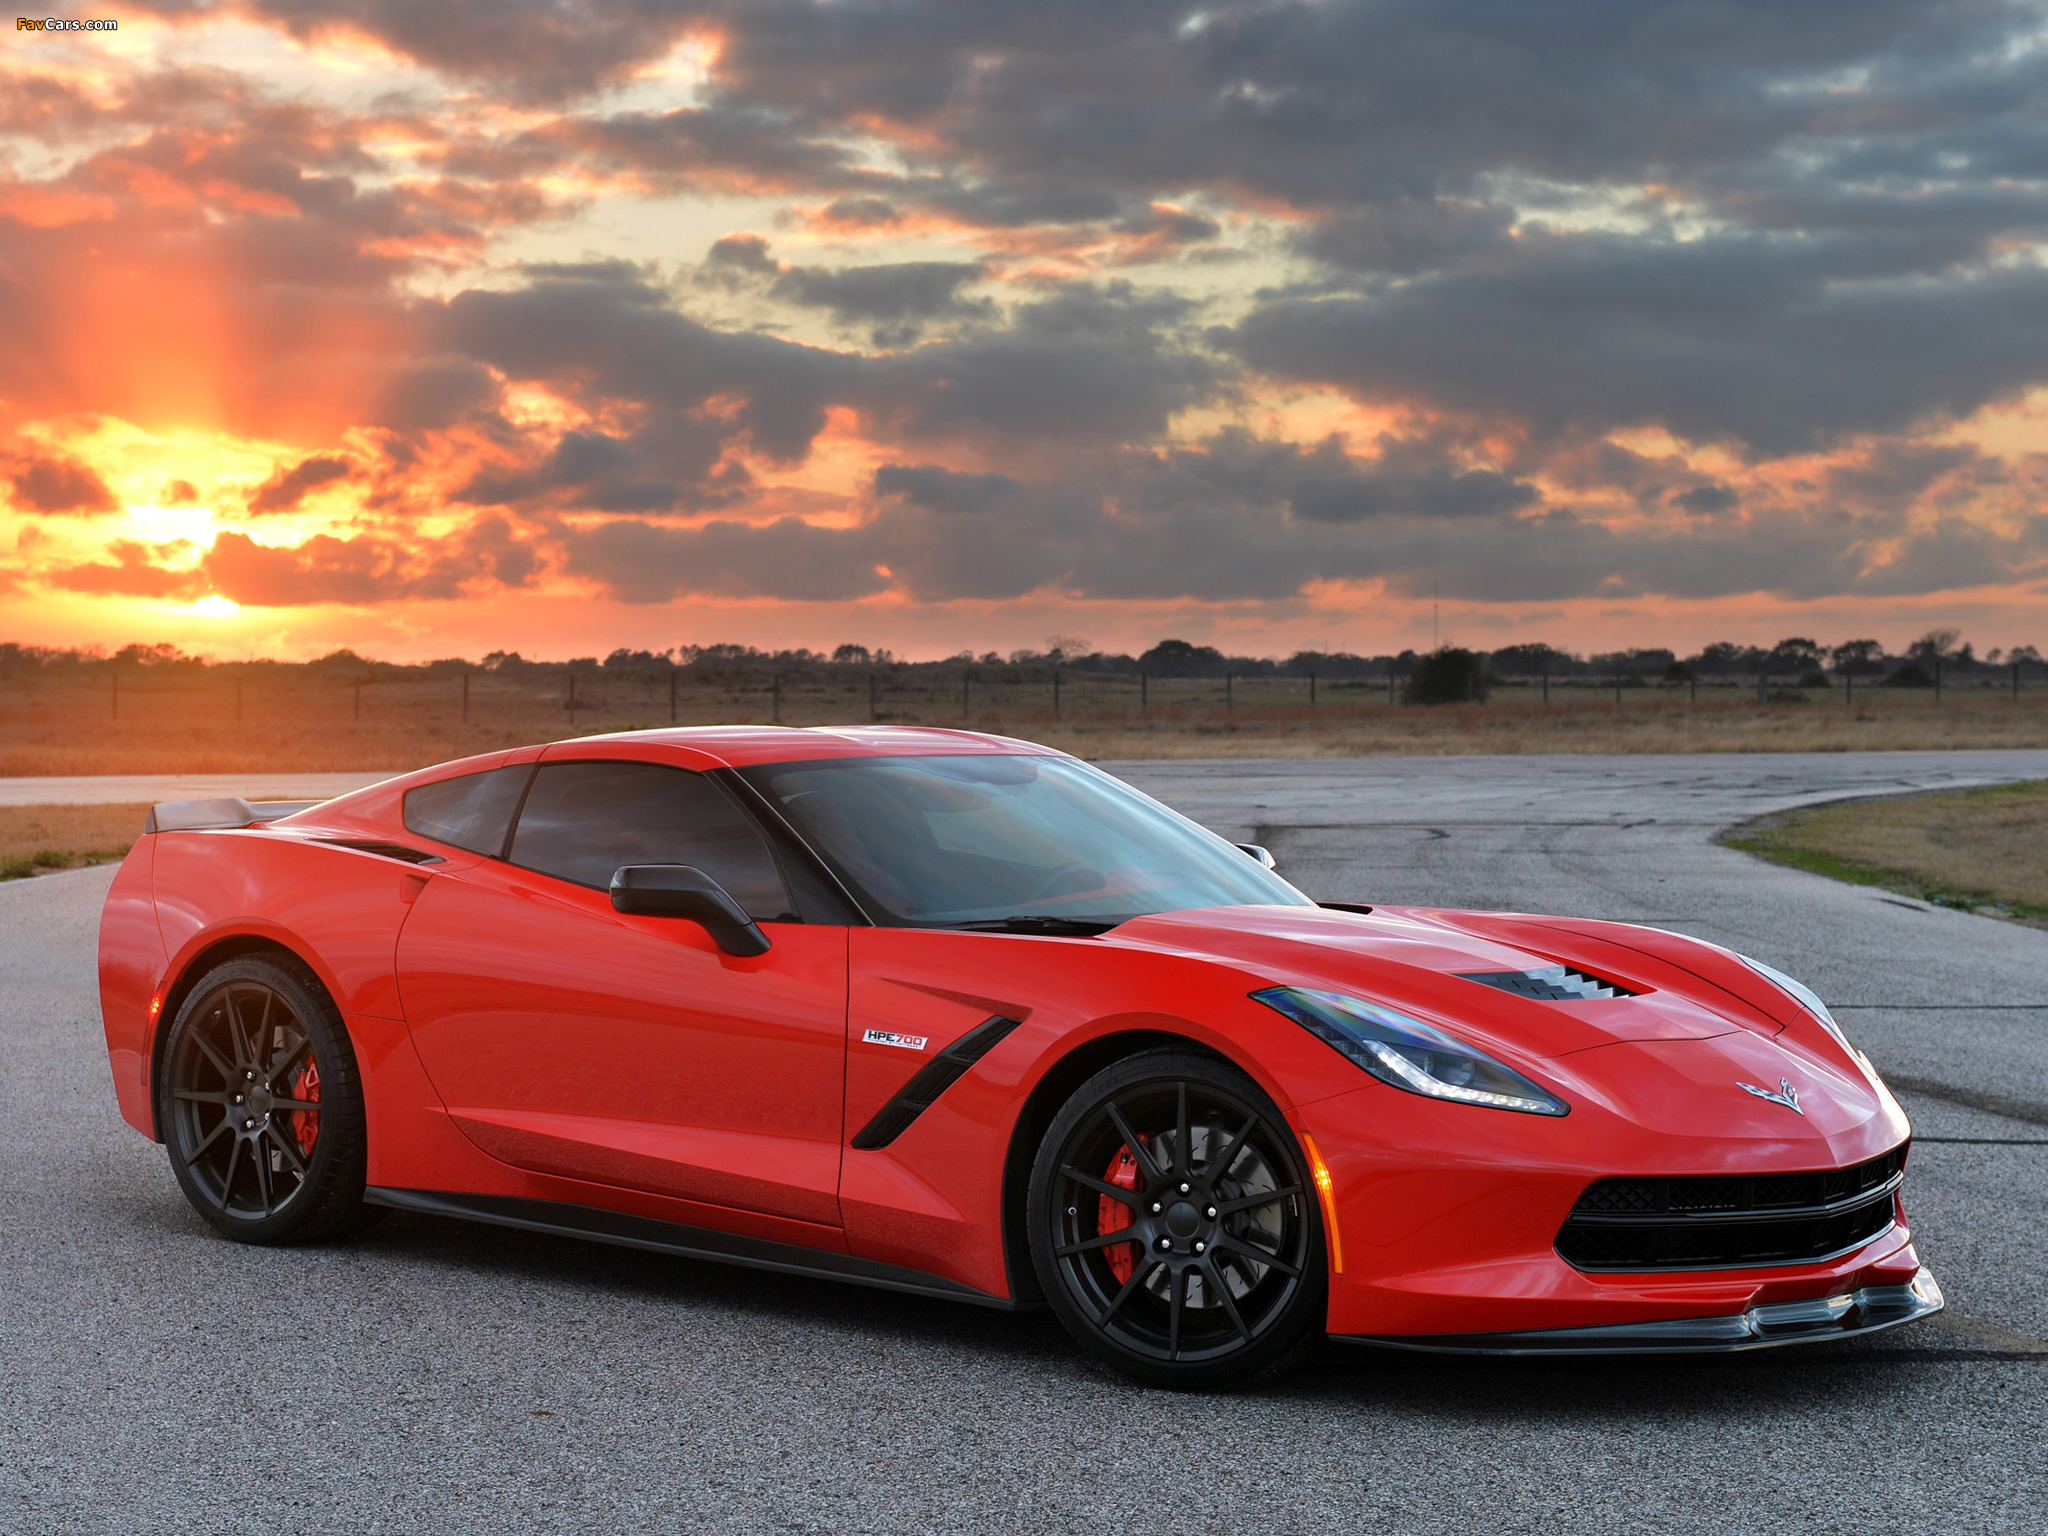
[872,464,1022,513]
[6,454,118,514]
[248,454,352,514]
[1228,231,2048,454]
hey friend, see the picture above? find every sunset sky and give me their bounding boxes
[3,1,2046,662]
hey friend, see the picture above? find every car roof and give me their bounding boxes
[548,724,1064,769]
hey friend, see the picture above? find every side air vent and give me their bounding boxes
[315,838,446,866]
[1461,965,1636,1001]
[850,1015,1022,1151]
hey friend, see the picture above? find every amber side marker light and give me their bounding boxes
[1301,1131,1344,1274]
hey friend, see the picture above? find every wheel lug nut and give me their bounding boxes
[1205,1207,1217,1219]
[1179,1182,1191,1195]
[1157,1237,1172,1251]
[1150,1202,1162,1214]
[1194,1241,1206,1254]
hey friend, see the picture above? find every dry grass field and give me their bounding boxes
[0,802,149,879]
[2,668,2045,776]
[1726,779,2048,924]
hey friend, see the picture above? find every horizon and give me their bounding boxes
[5,5,2047,661]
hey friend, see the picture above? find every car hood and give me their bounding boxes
[1110,903,1788,1061]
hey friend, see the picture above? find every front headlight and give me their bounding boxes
[1735,954,1852,1048]
[1252,986,1569,1116]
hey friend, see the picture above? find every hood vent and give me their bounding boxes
[1461,965,1635,1002]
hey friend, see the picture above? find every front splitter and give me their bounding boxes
[1337,1266,1944,1355]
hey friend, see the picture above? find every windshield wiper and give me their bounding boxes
[940,915,1120,936]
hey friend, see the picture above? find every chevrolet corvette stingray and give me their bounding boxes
[98,726,1941,1385]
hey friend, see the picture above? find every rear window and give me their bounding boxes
[402,766,532,856]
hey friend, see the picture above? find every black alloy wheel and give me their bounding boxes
[159,955,375,1243]
[1028,1048,1326,1388]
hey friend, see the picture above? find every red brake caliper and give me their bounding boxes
[292,1058,321,1158]
[1099,1145,1141,1283]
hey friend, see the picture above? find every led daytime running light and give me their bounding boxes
[1253,986,1569,1117]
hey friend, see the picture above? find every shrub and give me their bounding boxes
[1403,647,1488,705]
[1887,661,1935,688]
[1798,669,1832,688]
[1766,687,1810,704]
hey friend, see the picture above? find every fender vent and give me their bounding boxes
[1461,966,1635,1001]
[315,838,445,866]
[850,1015,1021,1151]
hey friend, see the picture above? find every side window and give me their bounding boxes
[508,761,797,921]
[403,765,531,856]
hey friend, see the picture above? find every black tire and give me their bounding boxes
[158,954,373,1244]
[1027,1048,1327,1388]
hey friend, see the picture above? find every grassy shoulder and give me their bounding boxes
[0,802,149,881]
[1723,779,2048,924]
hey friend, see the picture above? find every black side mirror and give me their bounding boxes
[610,865,772,957]
[1236,843,1277,870]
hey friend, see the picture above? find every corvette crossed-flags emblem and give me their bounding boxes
[1737,1077,1804,1115]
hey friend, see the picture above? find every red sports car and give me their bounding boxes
[98,727,1942,1385]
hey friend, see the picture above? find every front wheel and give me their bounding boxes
[1027,1048,1326,1388]
[158,955,374,1244]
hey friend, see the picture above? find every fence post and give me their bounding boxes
[773,673,782,723]
[354,678,362,721]
[1845,668,1852,706]
[1139,671,1147,710]
[2014,662,2021,702]
[1052,666,1060,717]
[1614,674,1621,707]
[961,671,971,717]
[1309,671,1317,706]
[1388,672,1396,705]
[869,671,878,721]
[1226,674,1233,709]
[111,670,118,720]
[669,668,678,723]
[1691,675,1697,704]
[1542,669,1548,705]
[462,669,471,724]
[1934,657,1942,701]
[1756,672,1768,705]
[566,672,576,727]
[235,678,243,728]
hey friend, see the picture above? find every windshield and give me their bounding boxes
[738,753,1312,927]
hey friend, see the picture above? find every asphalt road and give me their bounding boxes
[3,751,2045,1534]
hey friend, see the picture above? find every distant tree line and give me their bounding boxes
[1,628,2040,692]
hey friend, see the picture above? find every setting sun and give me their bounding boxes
[191,594,240,618]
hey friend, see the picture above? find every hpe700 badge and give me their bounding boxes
[862,1028,928,1051]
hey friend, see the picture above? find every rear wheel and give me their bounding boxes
[159,955,373,1244]
[1027,1048,1326,1388]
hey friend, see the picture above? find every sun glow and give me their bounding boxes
[192,594,241,618]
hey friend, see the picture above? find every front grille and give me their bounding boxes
[1557,1147,1905,1271]
[1462,965,1636,1001]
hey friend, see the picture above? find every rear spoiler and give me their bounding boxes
[144,798,322,834]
